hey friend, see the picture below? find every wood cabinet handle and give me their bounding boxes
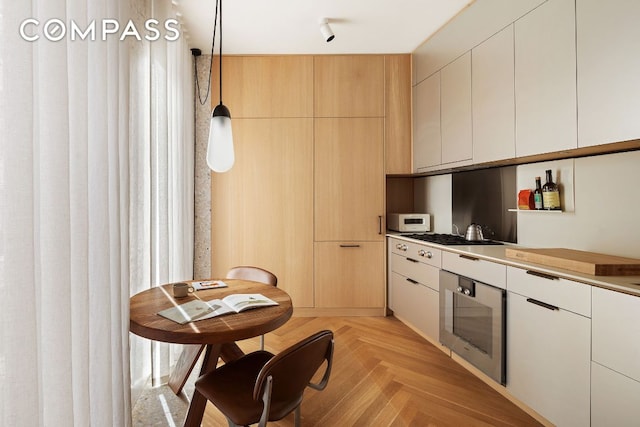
[378,215,383,235]
[526,270,559,281]
[459,254,479,261]
[339,244,361,248]
[526,298,559,311]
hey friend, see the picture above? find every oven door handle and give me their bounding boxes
[526,298,559,311]
[459,254,479,261]
[406,278,419,285]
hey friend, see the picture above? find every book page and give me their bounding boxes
[221,293,278,313]
[157,300,216,324]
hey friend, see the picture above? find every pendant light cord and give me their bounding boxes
[194,0,220,106]
[219,0,223,106]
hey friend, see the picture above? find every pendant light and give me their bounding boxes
[197,0,234,173]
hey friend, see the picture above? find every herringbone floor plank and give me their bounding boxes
[201,316,542,427]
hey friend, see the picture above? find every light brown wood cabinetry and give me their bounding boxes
[213,56,313,118]
[385,55,413,174]
[314,55,385,117]
[314,118,384,241]
[314,242,385,309]
[211,54,409,313]
[211,118,314,306]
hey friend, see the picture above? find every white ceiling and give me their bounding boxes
[175,0,474,55]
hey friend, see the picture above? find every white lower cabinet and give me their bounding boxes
[506,267,591,427]
[390,271,439,342]
[387,238,441,342]
[591,287,640,425]
[591,362,640,427]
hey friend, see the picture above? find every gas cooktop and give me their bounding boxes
[402,233,504,246]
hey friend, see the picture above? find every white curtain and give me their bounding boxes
[0,0,194,425]
[129,0,195,395]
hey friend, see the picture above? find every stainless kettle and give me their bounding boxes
[464,223,484,241]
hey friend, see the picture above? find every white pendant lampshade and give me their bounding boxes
[206,103,234,173]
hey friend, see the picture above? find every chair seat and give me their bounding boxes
[196,350,304,426]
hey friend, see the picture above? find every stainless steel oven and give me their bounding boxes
[439,270,506,384]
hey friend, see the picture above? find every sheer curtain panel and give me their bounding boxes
[0,0,132,426]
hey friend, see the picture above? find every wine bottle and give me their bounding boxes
[542,169,561,210]
[534,177,543,210]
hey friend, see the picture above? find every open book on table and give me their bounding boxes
[157,293,278,324]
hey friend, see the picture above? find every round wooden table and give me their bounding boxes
[130,279,293,427]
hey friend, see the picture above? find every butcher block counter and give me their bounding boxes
[389,233,640,297]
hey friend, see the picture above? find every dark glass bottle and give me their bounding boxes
[534,177,543,210]
[542,169,561,210]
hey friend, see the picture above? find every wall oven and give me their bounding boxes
[439,270,506,384]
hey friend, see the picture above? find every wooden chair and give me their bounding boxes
[226,266,278,350]
[194,330,334,427]
[168,266,278,394]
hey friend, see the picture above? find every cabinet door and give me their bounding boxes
[515,0,577,157]
[315,242,385,308]
[413,72,441,171]
[441,52,472,164]
[385,55,413,174]
[592,362,640,427]
[592,287,640,381]
[507,291,590,427]
[390,272,439,342]
[472,25,515,164]
[314,118,384,241]
[211,119,314,306]
[216,56,313,118]
[577,0,640,147]
[314,55,384,118]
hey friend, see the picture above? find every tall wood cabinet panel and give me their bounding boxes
[213,56,313,118]
[515,0,577,157]
[314,55,385,118]
[441,52,472,164]
[211,119,314,307]
[385,54,413,174]
[576,0,640,147]
[413,72,441,172]
[314,242,385,308]
[472,25,515,164]
[314,118,385,242]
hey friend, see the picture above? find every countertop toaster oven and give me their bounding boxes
[387,213,431,233]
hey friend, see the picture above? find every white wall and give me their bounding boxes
[517,150,640,258]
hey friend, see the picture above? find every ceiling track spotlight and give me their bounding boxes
[319,18,335,42]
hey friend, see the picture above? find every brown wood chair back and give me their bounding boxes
[226,266,278,287]
[195,330,334,427]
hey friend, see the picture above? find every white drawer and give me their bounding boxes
[506,266,591,317]
[442,250,506,289]
[391,253,439,291]
[389,238,441,268]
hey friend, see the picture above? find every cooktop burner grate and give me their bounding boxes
[402,233,504,246]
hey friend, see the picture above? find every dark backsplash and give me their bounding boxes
[452,166,517,243]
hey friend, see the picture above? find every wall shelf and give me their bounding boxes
[508,209,563,213]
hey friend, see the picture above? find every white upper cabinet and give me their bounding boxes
[472,25,516,164]
[441,52,472,165]
[577,0,640,147]
[413,72,441,172]
[515,0,577,157]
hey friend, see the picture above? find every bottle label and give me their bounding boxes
[534,193,543,209]
[542,191,560,210]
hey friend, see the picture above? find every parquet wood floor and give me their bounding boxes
[201,316,542,427]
